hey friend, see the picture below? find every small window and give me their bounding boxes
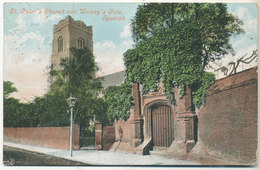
[78,37,85,49]
[58,36,63,52]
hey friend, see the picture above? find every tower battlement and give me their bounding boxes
[54,15,93,35]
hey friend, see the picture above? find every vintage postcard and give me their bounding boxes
[1,0,259,169]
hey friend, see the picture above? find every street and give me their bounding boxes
[3,146,89,166]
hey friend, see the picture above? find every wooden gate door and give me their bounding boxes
[152,105,174,148]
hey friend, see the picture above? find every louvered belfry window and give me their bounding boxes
[78,37,85,49]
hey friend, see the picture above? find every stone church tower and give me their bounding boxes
[51,15,93,70]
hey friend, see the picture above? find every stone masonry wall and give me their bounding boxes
[52,15,93,70]
[198,67,257,163]
[4,124,80,150]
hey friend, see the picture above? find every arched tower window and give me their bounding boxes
[78,37,85,49]
[58,36,63,52]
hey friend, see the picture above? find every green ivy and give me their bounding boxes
[103,24,216,122]
[191,72,216,108]
[103,82,133,124]
[124,22,215,107]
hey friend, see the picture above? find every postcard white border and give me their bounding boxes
[0,0,259,170]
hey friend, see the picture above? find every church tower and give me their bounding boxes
[51,15,93,70]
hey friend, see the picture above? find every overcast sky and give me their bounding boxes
[3,2,258,101]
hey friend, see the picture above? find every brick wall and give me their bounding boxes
[114,119,133,143]
[95,119,136,152]
[102,126,115,150]
[4,124,80,150]
[112,119,136,153]
[96,67,257,162]
[199,67,257,163]
[95,123,115,150]
[95,123,103,150]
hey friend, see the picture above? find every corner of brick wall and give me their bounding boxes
[198,67,257,163]
[102,126,115,150]
[113,119,136,153]
[94,123,115,150]
[95,123,103,150]
[73,124,80,150]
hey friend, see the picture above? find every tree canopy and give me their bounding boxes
[48,47,107,127]
[124,3,243,108]
[103,82,133,124]
[131,3,244,69]
[4,48,107,128]
[4,81,18,98]
[3,81,39,127]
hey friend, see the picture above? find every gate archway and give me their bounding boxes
[143,99,175,151]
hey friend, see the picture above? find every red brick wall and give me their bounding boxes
[114,119,132,143]
[95,123,115,150]
[4,124,80,150]
[113,119,136,152]
[102,126,115,150]
[199,67,257,162]
[95,123,103,150]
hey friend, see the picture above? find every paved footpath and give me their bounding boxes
[4,142,199,166]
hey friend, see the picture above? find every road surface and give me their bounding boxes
[3,146,89,166]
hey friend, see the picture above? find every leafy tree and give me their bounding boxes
[131,3,244,69]
[4,48,107,128]
[125,21,209,105]
[123,3,243,108]
[3,81,19,127]
[49,47,106,128]
[16,102,39,127]
[103,82,133,124]
[4,97,20,127]
[3,81,38,127]
[32,93,69,127]
[4,81,17,98]
[4,98,40,127]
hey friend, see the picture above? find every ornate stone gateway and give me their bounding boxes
[136,84,196,156]
[152,105,174,148]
